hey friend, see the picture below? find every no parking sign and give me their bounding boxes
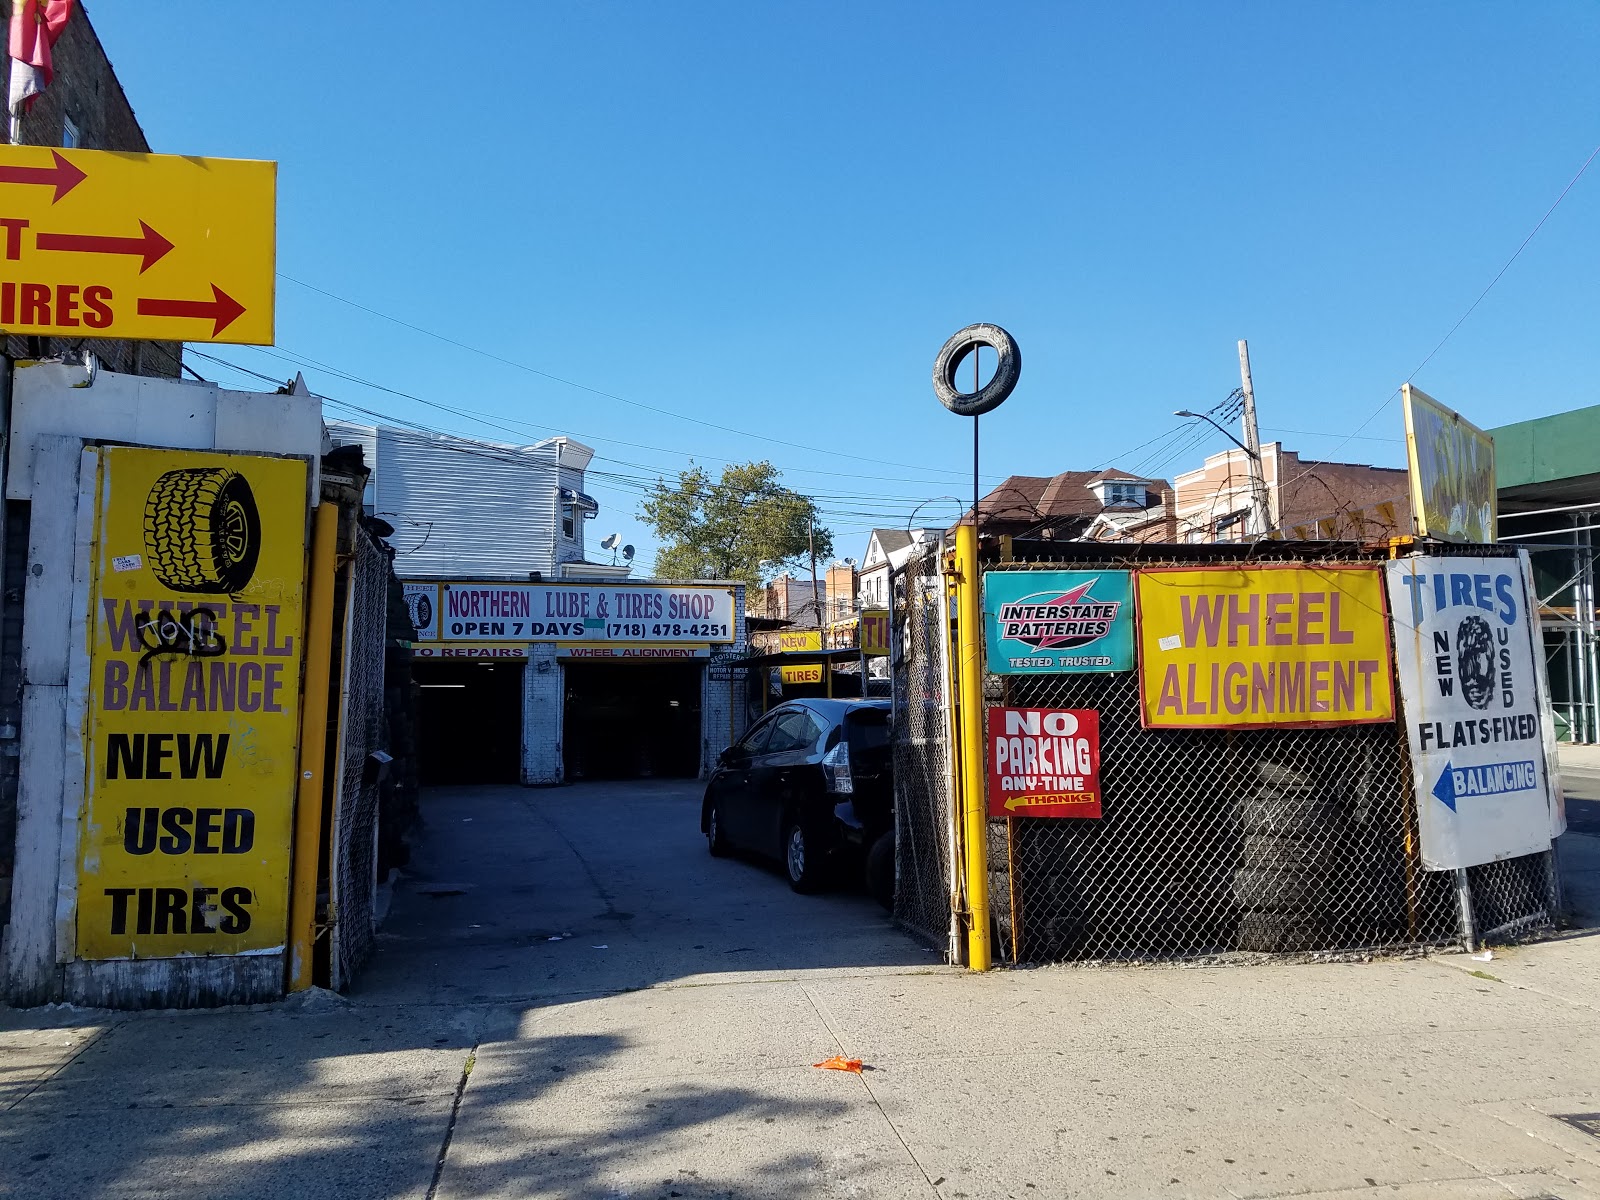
[987,706,1103,819]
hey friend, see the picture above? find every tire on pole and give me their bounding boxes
[932,322,1021,417]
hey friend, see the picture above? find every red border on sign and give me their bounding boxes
[987,707,1103,819]
[1132,563,1397,731]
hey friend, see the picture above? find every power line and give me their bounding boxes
[275,272,981,479]
[1278,138,1599,479]
[228,339,1008,491]
[194,351,962,536]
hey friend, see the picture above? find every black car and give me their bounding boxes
[701,698,895,905]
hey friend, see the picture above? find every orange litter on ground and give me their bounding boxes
[813,1055,863,1073]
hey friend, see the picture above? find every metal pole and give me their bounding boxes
[972,345,981,532]
[954,522,990,970]
[934,545,963,962]
[1237,340,1272,536]
[1454,867,1477,953]
[1585,520,1598,742]
[288,502,340,992]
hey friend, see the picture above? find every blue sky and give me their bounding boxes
[91,2,1599,574]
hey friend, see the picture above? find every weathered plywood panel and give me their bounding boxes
[65,952,282,1008]
[3,437,84,1005]
[3,684,66,1005]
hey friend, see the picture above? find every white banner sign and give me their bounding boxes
[1386,554,1557,870]
[427,582,735,644]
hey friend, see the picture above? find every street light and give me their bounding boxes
[1174,410,1259,460]
[1174,409,1272,538]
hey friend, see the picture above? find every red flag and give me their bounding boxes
[9,0,74,119]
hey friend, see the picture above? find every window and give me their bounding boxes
[561,507,576,539]
[766,709,825,754]
[1215,511,1247,541]
[62,115,80,148]
[845,708,890,751]
[736,716,778,756]
[1102,482,1146,507]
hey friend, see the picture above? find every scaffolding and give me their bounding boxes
[1501,501,1600,744]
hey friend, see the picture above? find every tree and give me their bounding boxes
[641,461,832,591]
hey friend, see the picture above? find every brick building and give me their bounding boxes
[1,0,180,377]
[0,3,179,948]
[1173,443,1410,543]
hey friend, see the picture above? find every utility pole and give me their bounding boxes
[1237,340,1272,536]
[808,516,822,632]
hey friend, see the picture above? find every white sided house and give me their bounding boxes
[859,528,937,610]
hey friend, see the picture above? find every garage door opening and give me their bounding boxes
[564,661,703,781]
[415,660,524,785]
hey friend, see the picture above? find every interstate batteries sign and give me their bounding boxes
[418,582,735,643]
[1136,565,1395,729]
[1385,555,1558,870]
[983,571,1133,673]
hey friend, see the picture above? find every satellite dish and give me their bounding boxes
[622,545,635,562]
[600,533,621,550]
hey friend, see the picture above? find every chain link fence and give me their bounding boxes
[328,527,390,990]
[893,543,1560,966]
[890,544,959,955]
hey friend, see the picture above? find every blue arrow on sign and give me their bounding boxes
[1432,762,1458,812]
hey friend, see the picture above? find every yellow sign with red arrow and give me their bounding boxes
[0,145,274,344]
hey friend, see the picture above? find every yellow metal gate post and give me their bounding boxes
[288,502,340,992]
[954,523,991,970]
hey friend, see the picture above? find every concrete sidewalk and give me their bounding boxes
[4,782,1599,1200]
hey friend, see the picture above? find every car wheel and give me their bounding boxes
[784,821,825,894]
[866,831,895,912]
[706,802,731,858]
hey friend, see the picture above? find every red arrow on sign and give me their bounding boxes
[0,150,86,202]
[37,221,174,272]
[136,284,246,337]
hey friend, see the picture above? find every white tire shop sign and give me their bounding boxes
[411,582,736,644]
[1385,554,1564,870]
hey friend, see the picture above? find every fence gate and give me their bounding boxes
[328,530,389,990]
[890,544,960,955]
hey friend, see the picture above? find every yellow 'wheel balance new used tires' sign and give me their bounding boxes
[77,447,307,960]
[1134,565,1395,729]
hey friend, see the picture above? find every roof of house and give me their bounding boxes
[869,528,916,554]
[967,470,1173,532]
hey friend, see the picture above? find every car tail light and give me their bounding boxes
[822,741,853,794]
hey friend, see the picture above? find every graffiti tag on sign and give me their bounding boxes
[1385,555,1558,869]
[987,707,1103,819]
[1135,565,1395,729]
[78,447,307,959]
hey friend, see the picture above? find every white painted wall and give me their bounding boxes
[7,363,322,502]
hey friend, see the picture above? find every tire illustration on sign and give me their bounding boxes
[406,591,433,634]
[142,467,263,594]
[1456,614,1495,710]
